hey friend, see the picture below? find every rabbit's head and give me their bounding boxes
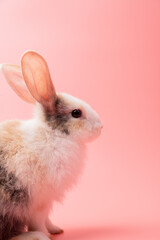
[1,51,102,143]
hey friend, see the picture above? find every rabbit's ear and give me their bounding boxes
[21,51,56,112]
[0,64,35,103]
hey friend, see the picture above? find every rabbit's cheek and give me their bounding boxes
[71,120,84,130]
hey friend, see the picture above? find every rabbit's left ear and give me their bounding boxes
[0,64,35,103]
[21,51,56,113]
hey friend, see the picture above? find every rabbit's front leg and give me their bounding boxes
[28,208,49,236]
[45,217,64,235]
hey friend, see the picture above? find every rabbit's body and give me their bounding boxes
[0,104,85,238]
[0,52,102,240]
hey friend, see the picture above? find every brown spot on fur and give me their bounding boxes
[0,121,23,162]
[43,97,70,135]
[73,120,84,129]
[2,121,20,132]
[0,120,23,187]
[0,156,29,208]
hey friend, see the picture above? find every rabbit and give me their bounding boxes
[0,51,102,240]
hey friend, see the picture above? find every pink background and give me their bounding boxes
[0,0,160,239]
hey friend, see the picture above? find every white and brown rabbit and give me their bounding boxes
[0,51,102,240]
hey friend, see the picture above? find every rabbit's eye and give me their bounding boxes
[72,109,82,118]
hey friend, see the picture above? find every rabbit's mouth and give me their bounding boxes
[85,125,103,143]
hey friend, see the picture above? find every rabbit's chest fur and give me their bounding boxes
[19,119,86,201]
[0,119,85,213]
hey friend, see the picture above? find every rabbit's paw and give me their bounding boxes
[49,225,64,235]
[46,219,63,235]
[10,231,50,240]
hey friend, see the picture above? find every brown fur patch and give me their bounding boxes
[43,96,70,135]
[0,186,11,202]
[0,121,22,161]
[73,120,84,129]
